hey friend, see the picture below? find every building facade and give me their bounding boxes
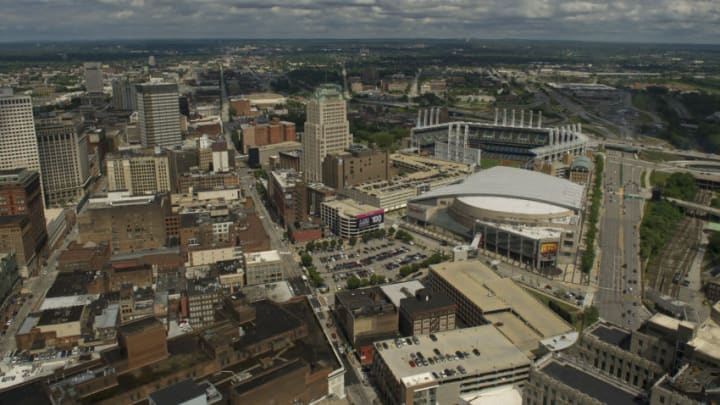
[398,289,457,336]
[524,354,644,405]
[0,90,42,197]
[136,83,182,147]
[35,124,90,206]
[0,169,47,276]
[302,84,351,183]
[78,193,170,254]
[268,169,307,227]
[106,149,173,195]
[244,250,284,286]
[84,62,104,94]
[240,118,296,154]
[111,78,137,111]
[320,199,384,238]
[322,147,389,191]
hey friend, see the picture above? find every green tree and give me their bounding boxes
[347,276,361,289]
[305,241,315,252]
[301,253,313,267]
[322,240,329,250]
[370,274,386,285]
[349,236,357,246]
[582,306,600,328]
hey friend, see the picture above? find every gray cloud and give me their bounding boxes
[0,0,718,43]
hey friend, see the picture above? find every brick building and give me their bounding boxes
[322,147,389,191]
[78,193,170,254]
[0,169,47,276]
[268,169,307,227]
[240,118,296,154]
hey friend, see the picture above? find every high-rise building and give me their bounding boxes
[111,78,137,111]
[0,89,42,195]
[84,62,104,94]
[0,169,47,277]
[36,124,90,206]
[302,84,351,183]
[135,83,182,148]
[106,149,173,195]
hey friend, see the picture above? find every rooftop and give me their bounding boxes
[45,270,98,298]
[118,316,164,336]
[589,322,632,350]
[538,356,643,405]
[659,364,720,402]
[244,250,281,265]
[413,166,585,211]
[430,261,574,351]
[322,199,383,217]
[380,280,426,308]
[0,168,37,185]
[335,287,396,318]
[148,378,206,405]
[399,289,456,316]
[375,325,530,385]
[37,305,84,326]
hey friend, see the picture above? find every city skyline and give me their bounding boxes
[0,0,718,44]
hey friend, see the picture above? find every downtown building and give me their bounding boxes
[0,169,48,277]
[111,77,137,111]
[35,123,90,206]
[105,149,173,195]
[301,84,351,183]
[84,62,104,94]
[136,83,182,147]
[0,89,42,199]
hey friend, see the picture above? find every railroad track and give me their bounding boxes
[650,190,710,297]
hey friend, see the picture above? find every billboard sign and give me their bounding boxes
[356,209,384,230]
[540,242,558,256]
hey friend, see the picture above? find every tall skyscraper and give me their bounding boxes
[0,89,42,193]
[111,78,137,111]
[135,83,182,147]
[84,62,104,94]
[302,84,351,183]
[36,123,90,206]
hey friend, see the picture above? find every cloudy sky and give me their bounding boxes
[0,0,718,43]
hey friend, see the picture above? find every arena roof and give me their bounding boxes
[413,166,584,211]
[457,196,569,216]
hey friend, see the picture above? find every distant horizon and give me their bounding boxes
[1,0,718,45]
[0,37,719,47]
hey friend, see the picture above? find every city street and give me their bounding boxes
[237,166,310,296]
[595,150,650,329]
[0,225,78,355]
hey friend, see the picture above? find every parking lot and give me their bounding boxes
[308,237,431,291]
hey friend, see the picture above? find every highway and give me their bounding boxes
[595,151,650,329]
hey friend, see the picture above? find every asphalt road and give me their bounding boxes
[0,225,78,355]
[237,167,310,296]
[596,151,650,329]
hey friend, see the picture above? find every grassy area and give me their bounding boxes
[523,287,587,330]
[641,170,647,188]
[650,170,671,186]
[639,150,683,162]
[632,92,655,112]
[480,158,525,169]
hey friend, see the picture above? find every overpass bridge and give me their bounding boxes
[665,197,720,220]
